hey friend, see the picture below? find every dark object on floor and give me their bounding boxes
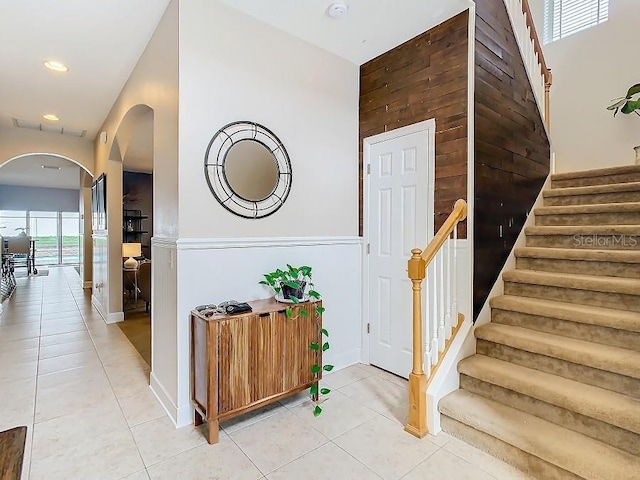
[138,261,151,313]
[0,425,27,480]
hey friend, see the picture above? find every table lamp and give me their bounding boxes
[122,242,141,269]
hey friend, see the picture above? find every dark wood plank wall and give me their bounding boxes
[473,0,551,317]
[359,10,469,238]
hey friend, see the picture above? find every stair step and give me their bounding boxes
[543,181,640,206]
[503,269,640,312]
[490,295,640,350]
[551,165,640,188]
[439,390,640,480]
[514,246,640,278]
[475,323,640,397]
[535,202,640,225]
[458,355,640,455]
[525,225,640,249]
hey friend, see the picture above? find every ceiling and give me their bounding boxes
[217,0,471,65]
[0,155,81,190]
[0,0,471,185]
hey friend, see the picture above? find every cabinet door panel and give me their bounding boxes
[283,303,321,391]
[217,314,284,414]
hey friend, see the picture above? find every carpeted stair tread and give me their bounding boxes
[439,390,640,479]
[544,181,640,198]
[535,202,640,215]
[490,295,640,333]
[514,246,640,263]
[502,269,640,295]
[526,224,640,235]
[551,165,640,181]
[458,355,640,434]
[475,323,640,380]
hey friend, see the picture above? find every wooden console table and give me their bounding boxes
[191,298,322,444]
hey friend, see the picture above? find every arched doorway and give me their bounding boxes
[0,153,94,287]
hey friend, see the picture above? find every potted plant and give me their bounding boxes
[607,83,640,164]
[259,264,332,415]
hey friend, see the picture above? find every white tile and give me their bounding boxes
[39,330,91,346]
[147,438,262,480]
[39,338,95,360]
[356,363,409,388]
[132,416,207,467]
[402,448,497,480]
[37,350,101,375]
[229,410,328,474]
[322,364,373,390]
[444,437,534,480]
[334,415,439,480]
[338,375,408,425]
[121,470,151,480]
[221,402,285,434]
[268,442,380,480]
[289,389,378,439]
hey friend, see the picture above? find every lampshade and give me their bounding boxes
[122,242,141,258]
[122,243,141,269]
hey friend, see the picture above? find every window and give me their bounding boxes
[544,0,609,44]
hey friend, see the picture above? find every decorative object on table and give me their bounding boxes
[203,121,292,219]
[259,264,332,415]
[122,242,141,269]
[607,83,640,164]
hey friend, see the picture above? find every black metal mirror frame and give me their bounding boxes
[204,121,292,219]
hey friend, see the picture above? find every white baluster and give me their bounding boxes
[445,234,452,339]
[430,262,438,365]
[452,225,458,327]
[437,251,445,352]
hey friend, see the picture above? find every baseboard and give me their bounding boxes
[83,281,92,289]
[106,311,124,324]
[330,348,362,372]
[91,295,106,322]
[150,372,190,427]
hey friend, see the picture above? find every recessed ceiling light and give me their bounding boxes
[42,165,61,170]
[42,114,59,121]
[43,60,69,73]
[327,2,349,18]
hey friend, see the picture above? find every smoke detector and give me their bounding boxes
[327,2,348,19]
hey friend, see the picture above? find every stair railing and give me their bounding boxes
[405,199,467,438]
[504,0,553,129]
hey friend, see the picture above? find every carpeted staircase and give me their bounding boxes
[439,165,640,479]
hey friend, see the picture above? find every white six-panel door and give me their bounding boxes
[365,121,434,378]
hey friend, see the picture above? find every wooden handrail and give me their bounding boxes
[518,0,552,130]
[420,199,468,266]
[405,199,467,438]
[521,0,552,86]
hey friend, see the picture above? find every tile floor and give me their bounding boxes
[0,267,533,480]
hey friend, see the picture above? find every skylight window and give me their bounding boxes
[544,0,609,44]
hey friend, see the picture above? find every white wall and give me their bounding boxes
[0,185,80,212]
[529,0,640,172]
[178,0,359,238]
[0,127,94,175]
[156,0,361,427]
[93,0,178,322]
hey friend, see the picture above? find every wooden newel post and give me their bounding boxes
[405,248,428,438]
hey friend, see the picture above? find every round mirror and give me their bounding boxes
[224,140,278,202]
[204,121,292,219]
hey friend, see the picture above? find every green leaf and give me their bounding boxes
[321,328,329,337]
[309,383,318,396]
[300,309,309,317]
[285,307,292,318]
[259,280,269,285]
[284,280,300,289]
[311,364,321,374]
[290,296,300,304]
[313,405,322,417]
[308,290,321,299]
[317,307,326,315]
[626,83,640,98]
[621,101,637,114]
[627,99,640,112]
[323,364,334,372]
[309,342,319,351]
[320,388,331,395]
[322,342,330,352]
